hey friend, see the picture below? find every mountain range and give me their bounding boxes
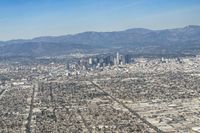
[0,25,200,57]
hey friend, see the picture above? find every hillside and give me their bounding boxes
[0,25,200,57]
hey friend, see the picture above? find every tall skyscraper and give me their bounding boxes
[88,58,93,65]
[116,52,119,65]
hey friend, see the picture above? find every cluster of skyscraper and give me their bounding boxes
[77,52,134,70]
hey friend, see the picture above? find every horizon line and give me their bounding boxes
[1,24,199,42]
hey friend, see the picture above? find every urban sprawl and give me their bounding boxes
[1,53,200,133]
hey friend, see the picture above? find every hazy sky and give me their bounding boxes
[0,0,200,40]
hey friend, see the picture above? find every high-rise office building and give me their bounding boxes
[116,52,119,65]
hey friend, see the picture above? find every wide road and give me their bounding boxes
[91,81,164,133]
[0,88,6,100]
[26,83,37,133]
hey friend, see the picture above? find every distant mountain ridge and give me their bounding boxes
[0,25,200,57]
